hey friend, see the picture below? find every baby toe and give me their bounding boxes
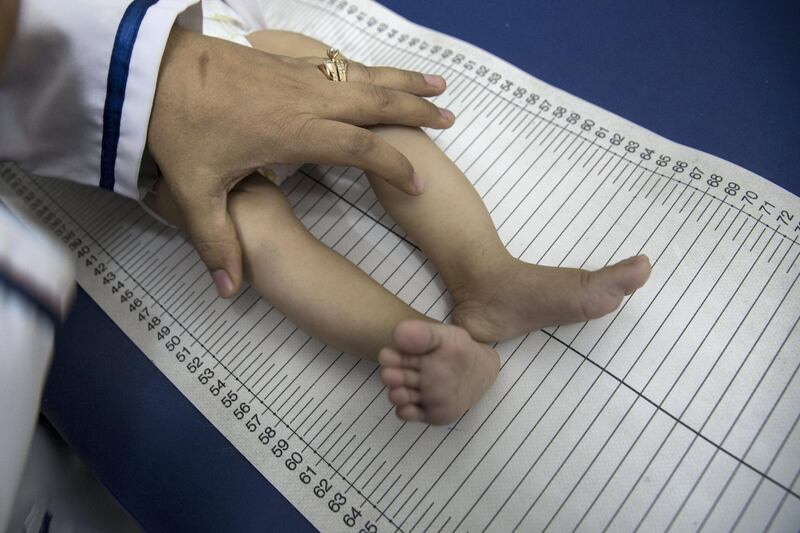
[396,404,425,422]
[618,255,651,294]
[378,347,403,367]
[380,366,420,388]
[389,386,421,406]
[392,320,445,354]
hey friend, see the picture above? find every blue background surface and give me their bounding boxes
[44,2,799,532]
[380,0,799,194]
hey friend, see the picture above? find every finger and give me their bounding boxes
[346,62,446,96]
[324,83,455,129]
[298,55,446,95]
[168,178,243,298]
[295,120,422,195]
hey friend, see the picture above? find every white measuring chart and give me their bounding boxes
[2,0,799,531]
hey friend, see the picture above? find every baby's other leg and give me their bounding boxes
[145,176,499,424]
[365,127,651,342]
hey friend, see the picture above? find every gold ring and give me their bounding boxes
[317,49,349,81]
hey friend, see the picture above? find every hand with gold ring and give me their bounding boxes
[147,27,453,298]
[318,48,349,81]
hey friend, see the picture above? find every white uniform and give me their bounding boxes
[0,0,201,200]
[0,203,75,531]
[0,1,288,529]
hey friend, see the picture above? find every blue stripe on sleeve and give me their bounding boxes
[99,0,161,192]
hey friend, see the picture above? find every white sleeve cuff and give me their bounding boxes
[114,0,202,199]
[0,0,200,201]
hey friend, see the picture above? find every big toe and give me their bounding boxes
[580,255,651,318]
[392,320,450,354]
[606,255,651,295]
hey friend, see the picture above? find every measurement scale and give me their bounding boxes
[2,0,798,531]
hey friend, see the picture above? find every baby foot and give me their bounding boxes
[379,321,500,425]
[452,255,652,342]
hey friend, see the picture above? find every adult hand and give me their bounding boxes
[147,27,453,298]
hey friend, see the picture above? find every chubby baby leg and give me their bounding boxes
[146,176,499,424]
[248,29,651,344]
[363,126,651,342]
[244,29,651,423]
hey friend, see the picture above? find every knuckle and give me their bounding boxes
[343,130,376,157]
[357,63,373,83]
[192,236,232,259]
[423,98,439,115]
[420,100,440,122]
[369,85,393,111]
[290,115,321,153]
[408,70,425,87]
[395,153,414,176]
[401,96,429,121]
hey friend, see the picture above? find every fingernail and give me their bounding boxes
[424,74,445,89]
[212,269,235,298]
[412,172,425,194]
[439,108,455,123]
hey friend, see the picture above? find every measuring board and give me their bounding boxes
[2,0,799,531]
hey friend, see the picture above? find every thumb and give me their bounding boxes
[177,189,243,298]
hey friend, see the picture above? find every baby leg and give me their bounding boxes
[146,177,499,424]
[246,29,650,419]
[364,127,652,342]
[248,30,650,343]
